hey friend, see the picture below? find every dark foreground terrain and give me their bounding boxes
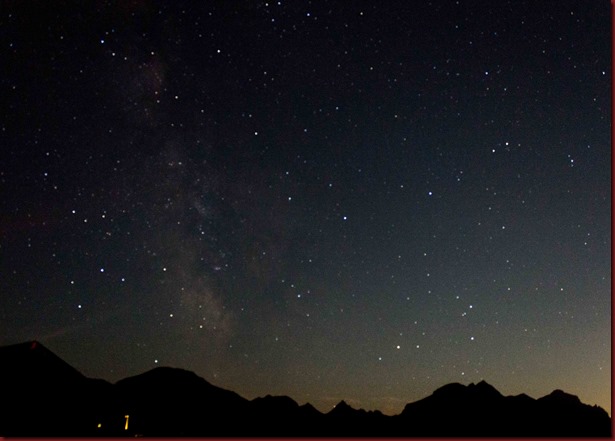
[0,341,610,436]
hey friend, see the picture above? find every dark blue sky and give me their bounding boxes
[0,0,610,415]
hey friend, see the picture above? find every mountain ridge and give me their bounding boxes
[0,340,610,436]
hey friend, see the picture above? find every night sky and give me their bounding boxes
[0,1,611,416]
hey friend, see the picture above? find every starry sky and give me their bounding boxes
[0,0,611,416]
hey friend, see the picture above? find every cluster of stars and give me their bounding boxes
[0,0,609,417]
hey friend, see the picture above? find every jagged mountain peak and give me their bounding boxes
[327,399,362,417]
[469,379,503,398]
[330,399,353,411]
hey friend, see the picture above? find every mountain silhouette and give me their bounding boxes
[0,340,610,436]
[396,379,611,436]
[324,399,391,436]
[114,366,251,436]
[249,394,325,435]
[0,341,116,436]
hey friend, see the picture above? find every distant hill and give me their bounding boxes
[0,340,610,436]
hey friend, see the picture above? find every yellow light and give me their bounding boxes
[97,423,102,429]
[124,415,129,430]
